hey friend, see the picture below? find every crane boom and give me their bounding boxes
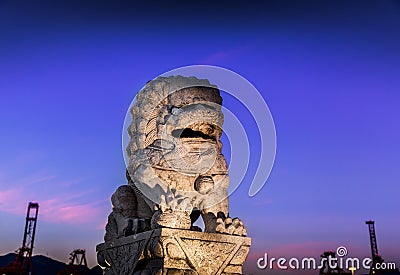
[0,202,39,275]
[366,220,379,259]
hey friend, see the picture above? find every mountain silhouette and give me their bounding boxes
[0,253,102,275]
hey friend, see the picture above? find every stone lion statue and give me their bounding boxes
[104,76,247,241]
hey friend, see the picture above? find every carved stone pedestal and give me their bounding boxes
[96,228,251,275]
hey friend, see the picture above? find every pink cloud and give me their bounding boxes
[0,170,103,225]
[0,187,27,213]
[40,199,102,224]
[269,242,333,256]
[96,218,108,231]
[0,187,102,224]
[247,241,335,265]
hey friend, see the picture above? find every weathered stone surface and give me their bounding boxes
[126,76,233,233]
[104,76,247,238]
[105,185,152,242]
[99,76,252,274]
[97,228,251,275]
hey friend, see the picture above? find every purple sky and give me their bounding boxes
[0,1,399,273]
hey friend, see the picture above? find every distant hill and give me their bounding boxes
[0,253,102,275]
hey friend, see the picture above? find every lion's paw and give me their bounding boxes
[151,192,193,230]
[215,217,247,236]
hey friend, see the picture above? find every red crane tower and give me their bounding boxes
[365,220,400,274]
[0,202,39,275]
[366,220,383,273]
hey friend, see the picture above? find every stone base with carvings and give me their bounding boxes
[96,228,251,275]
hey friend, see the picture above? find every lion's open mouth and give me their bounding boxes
[170,122,221,142]
[171,127,215,141]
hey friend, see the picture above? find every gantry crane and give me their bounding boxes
[0,202,39,275]
[366,220,383,274]
[319,251,350,275]
[57,249,90,275]
[366,220,400,274]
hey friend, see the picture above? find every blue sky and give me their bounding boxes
[0,1,399,273]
